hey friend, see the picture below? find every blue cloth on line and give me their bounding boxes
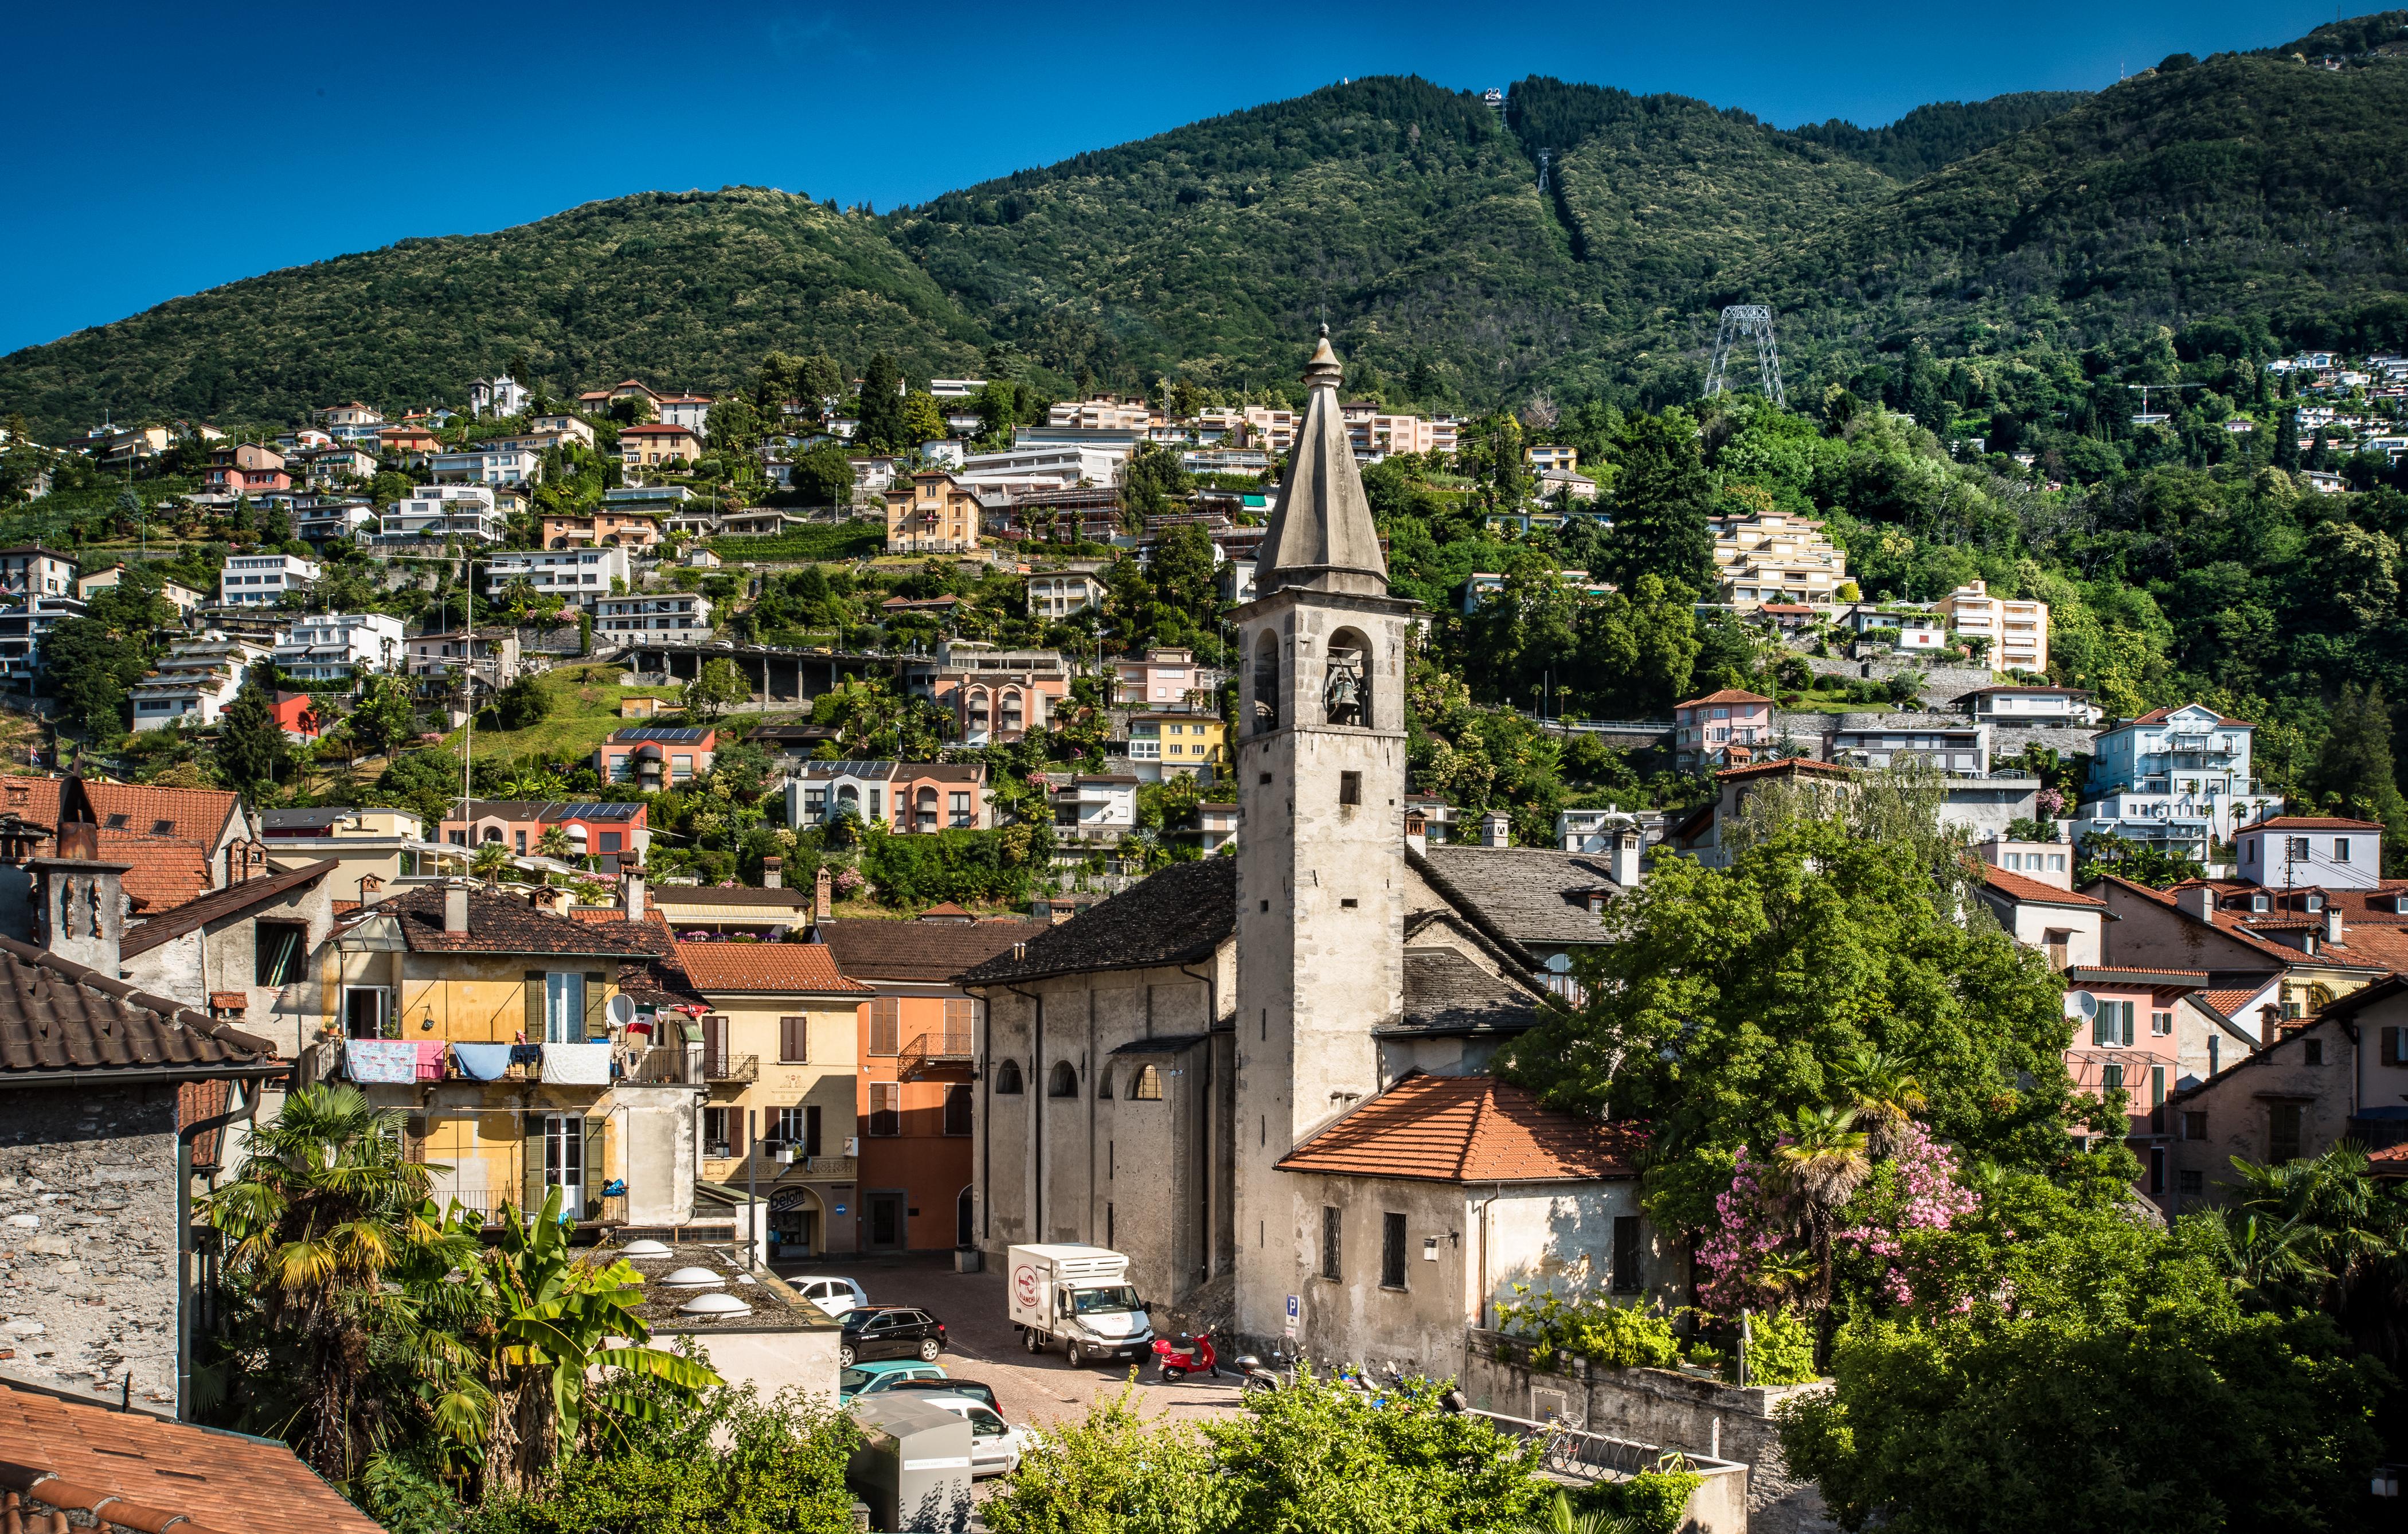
[508,1044,544,1065]
[452,1043,515,1081]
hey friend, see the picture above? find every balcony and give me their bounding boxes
[628,1047,759,1085]
[899,1029,974,1079]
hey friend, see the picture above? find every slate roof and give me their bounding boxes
[674,941,871,994]
[961,858,1237,986]
[1254,329,1388,598]
[1383,948,1544,1037]
[0,934,277,1080]
[1412,845,1617,951]
[120,860,337,958]
[1276,1071,1645,1183]
[822,915,1060,985]
[0,1379,384,1534]
[368,885,659,957]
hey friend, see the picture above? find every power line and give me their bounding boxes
[1705,305,1785,407]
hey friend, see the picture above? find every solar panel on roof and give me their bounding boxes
[614,727,708,742]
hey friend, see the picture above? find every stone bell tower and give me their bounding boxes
[1230,327,1418,1345]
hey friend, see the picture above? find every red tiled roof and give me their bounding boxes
[2239,816,2384,831]
[100,832,215,914]
[0,1380,382,1534]
[1980,864,2106,910]
[1715,758,1853,783]
[0,775,64,827]
[921,901,972,918]
[84,782,240,844]
[120,860,338,957]
[673,941,871,994]
[620,424,701,437]
[1676,689,1774,709]
[2200,986,2272,1020]
[2090,875,2320,967]
[1275,1072,1645,1184]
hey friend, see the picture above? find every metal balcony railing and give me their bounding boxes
[899,1029,975,1078]
[704,1052,760,1083]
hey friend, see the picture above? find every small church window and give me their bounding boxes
[1252,633,1280,735]
[1097,1067,1113,1100]
[992,1059,1023,1095]
[1340,771,1361,806]
[1132,1065,1164,1100]
[1048,1061,1079,1098]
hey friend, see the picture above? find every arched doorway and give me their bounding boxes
[1251,631,1281,734]
[768,1184,824,1258]
[956,1185,974,1247]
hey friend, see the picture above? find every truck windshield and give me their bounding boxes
[1070,1285,1141,1315]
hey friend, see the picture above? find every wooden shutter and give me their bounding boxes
[522,1114,548,1216]
[584,1117,607,1216]
[2120,1002,2136,1047]
[728,1105,744,1158]
[583,973,607,1039]
[871,998,901,1056]
[804,1104,822,1157]
[781,1016,808,1063]
[525,971,546,1042]
[702,1013,727,1071]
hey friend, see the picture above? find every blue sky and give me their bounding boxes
[0,1,2356,356]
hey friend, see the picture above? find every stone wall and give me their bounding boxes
[1460,1331,1836,1534]
[0,1087,182,1409]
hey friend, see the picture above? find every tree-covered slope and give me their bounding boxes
[0,188,991,433]
[1727,49,2408,370]
[1789,92,2091,182]
[889,77,1598,401]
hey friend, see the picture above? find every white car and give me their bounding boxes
[914,1393,1039,1477]
[791,1275,869,1318]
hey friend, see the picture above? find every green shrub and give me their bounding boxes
[1727,1307,1818,1385]
[1493,1287,1683,1372]
[1570,1470,1704,1534]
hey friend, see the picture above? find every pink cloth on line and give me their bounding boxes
[415,1040,448,1080]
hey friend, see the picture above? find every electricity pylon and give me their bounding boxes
[1705,304,1785,407]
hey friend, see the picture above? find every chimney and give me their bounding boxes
[2324,906,2343,945]
[444,883,470,935]
[30,856,132,974]
[814,864,833,923]
[2177,885,2215,923]
[621,868,646,922]
[1405,812,1428,858]
[1610,829,1643,888]
[762,856,783,889]
[1479,810,1512,848]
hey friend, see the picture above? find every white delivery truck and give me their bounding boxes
[1006,1243,1155,1367]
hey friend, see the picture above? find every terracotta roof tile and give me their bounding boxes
[2200,986,2271,1020]
[83,782,240,844]
[1276,1072,1645,1183]
[1677,689,1773,709]
[0,1380,383,1534]
[2241,815,2384,831]
[120,861,337,958]
[0,935,275,1079]
[95,832,214,914]
[674,941,870,994]
[1714,757,1852,783]
[1980,864,2106,910]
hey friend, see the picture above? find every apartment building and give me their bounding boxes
[917,643,1072,745]
[406,629,520,691]
[483,547,629,608]
[1113,647,1222,712]
[655,393,715,432]
[429,446,540,488]
[2076,703,2284,854]
[440,799,650,870]
[527,413,597,449]
[884,470,986,553]
[1341,403,1441,459]
[130,635,274,731]
[205,442,290,495]
[0,545,77,599]
[1047,398,1157,431]
[788,762,990,833]
[1125,713,1227,779]
[218,552,320,606]
[1027,569,1105,619]
[1935,579,2051,674]
[1709,509,1848,608]
[595,592,712,637]
[0,595,87,686]
[1831,713,1994,775]
[296,499,378,544]
[596,725,717,788]
[1672,689,1773,770]
[1526,444,1578,473]
[618,424,703,470]
[540,506,661,549]
[380,484,508,545]
[270,612,405,682]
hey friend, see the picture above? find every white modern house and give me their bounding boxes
[595,592,712,637]
[218,552,320,607]
[1957,685,2101,729]
[1027,570,1104,619]
[271,612,406,682]
[1050,774,1139,850]
[295,499,378,544]
[430,446,540,487]
[378,485,509,546]
[0,595,88,686]
[468,375,530,418]
[483,547,630,609]
[2074,703,2284,857]
[2233,815,2387,890]
[130,634,273,731]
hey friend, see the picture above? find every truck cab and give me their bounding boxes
[1006,1243,1154,1368]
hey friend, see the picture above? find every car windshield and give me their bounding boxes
[1070,1285,1141,1315]
[839,1368,881,1392]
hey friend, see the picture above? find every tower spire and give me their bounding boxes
[1255,328,1387,599]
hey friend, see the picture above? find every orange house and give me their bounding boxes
[822,908,1050,1252]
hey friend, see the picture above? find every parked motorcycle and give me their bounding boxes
[1234,1344,1295,1394]
[1151,1330,1219,1381]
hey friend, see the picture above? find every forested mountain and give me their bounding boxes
[6,14,2408,434]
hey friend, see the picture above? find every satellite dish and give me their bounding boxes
[608,994,638,1028]
[1546,954,1573,974]
[2074,992,2097,1017]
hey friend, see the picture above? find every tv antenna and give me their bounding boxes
[2125,382,2203,425]
[1704,305,1785,407]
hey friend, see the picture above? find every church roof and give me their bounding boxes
[960,858,1237,986]
[1381,947,1545,1037]
[1411,845,1620,954]
[1254,329,1389,599]
[1276,1071,1644,1183]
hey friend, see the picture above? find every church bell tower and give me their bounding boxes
[1230,327,1419,1345]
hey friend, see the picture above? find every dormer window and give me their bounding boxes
[2305,894,2324,912]
[2250,896,2270,913]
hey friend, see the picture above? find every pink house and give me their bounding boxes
[1673,689,1774,770]
[2062,965,2204,1200]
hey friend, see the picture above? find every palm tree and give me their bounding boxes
[1769,1104,1872,1311]
[204,1084,479,1481]
[534,824,573,863]
[1830,1045,1928,1161]
[1526,1488,1637,1534]
[470,842,515,885]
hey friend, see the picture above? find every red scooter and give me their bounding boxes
[1151,1330,1219,1381]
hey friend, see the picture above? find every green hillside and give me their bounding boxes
[0,188,992,434]
[1789,92,2091,181]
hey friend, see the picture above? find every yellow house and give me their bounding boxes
[1128,712,1228,778]
[885,470,984,553]
[326,883,659,1223]
[674,941,871,1258]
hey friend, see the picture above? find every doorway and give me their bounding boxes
[541,1113,584,1216]
[956,1186,974,1247]
[866,1190,908,1252]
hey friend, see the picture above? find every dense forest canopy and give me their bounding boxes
[10,14,2408,437]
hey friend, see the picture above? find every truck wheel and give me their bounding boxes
[1065,1340,1085,1369]
[1022,1327,1043,1355]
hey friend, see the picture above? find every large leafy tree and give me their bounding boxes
[855,353,907,452]
[2307,682,2408,875]
[1600,409,1713,592]
[218,682,288,795]
[41,572,175,738]
[1502,772,2085,1230]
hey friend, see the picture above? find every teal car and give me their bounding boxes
[839,1360,947,1404]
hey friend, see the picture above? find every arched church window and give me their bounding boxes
[992,1059,1023,1095]
[1048,1060,1080,1098]
[1096,1067,1113,1100]
[1132,1064,1164,1100]
[1252,633,1280,735]
[1325,628,1373,727]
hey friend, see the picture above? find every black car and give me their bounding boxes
[839,1305,948,1367]
[882,1377,1001,1412]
